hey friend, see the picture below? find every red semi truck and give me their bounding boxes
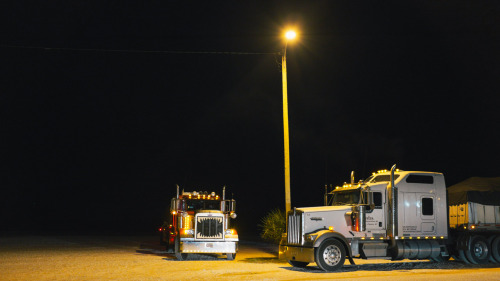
[160,185,238,260]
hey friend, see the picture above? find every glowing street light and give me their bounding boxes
[282,29,296,214]
[285,30,297,40]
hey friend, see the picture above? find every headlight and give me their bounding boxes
[180,228,194,236]
[306,234,318,242]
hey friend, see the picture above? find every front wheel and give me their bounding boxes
[315,239,346,271]
[174,238,188,261]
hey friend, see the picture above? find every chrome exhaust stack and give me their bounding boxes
[386,164,398,246]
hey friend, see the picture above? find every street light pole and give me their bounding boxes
[282,30,296,215]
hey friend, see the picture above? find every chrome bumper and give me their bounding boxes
[179,239,238,254]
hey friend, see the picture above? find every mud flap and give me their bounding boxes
[348,256,356,265]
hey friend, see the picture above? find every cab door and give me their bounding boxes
[420,195,436,233]
[365,191,386,231]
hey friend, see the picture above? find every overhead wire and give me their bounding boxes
[0,44,280,56]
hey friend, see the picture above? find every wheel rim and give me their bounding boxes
[473,240,488,259]
[322,245,341,266]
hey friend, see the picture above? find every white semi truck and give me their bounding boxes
[279,165,500,271]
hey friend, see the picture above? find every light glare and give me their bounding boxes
[285,30,296,40]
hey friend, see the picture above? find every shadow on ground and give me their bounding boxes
[242,257,285,264]
[280,260,500,273]
[136,244,236,261]
[136,238,280,262]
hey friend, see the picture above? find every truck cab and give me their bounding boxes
[326,170,448,239]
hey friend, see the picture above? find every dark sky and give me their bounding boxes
[1,1,499,234]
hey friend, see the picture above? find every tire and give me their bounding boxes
[166,236,174,253]
[165,234,171,252]
[226,253,236,261]
[490,235,500,263]
[458,249,470,264]
[288,260,309,268]
[314,239,346,272]
[160,233,166,246]
[456,234,470,264]
[174,238,188,261]
[465,235,490,264]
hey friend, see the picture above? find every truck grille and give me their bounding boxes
[196,216,224,239]
[287,213,303,245]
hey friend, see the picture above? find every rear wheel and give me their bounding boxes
[165,231,175,253]
[465,235,490,264]
[458,249,470,264]
[490,235,500,263]
[288,260,309,268]
[314,239,346,272]
[165,233,171,252]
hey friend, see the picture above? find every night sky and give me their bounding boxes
[1,1,499,235]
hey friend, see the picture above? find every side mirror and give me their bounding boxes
[173,199,185,212]
[170,198,177,212]
[230,200,236,212]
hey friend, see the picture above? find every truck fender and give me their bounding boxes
[313,230,355,265]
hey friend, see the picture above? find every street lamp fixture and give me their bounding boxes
[282,30,296,214]
[285,30,297,40]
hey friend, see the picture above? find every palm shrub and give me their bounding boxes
[259,208,286,244]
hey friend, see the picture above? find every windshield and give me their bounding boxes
[186,200,221,211]
[331,190,361,206]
